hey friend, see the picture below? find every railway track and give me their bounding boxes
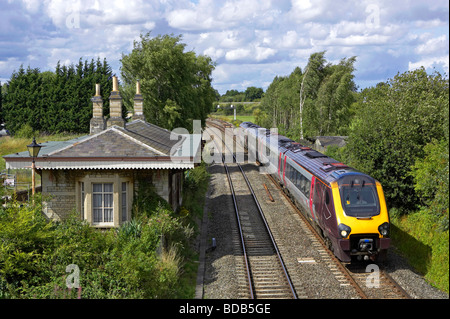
[205,125,297,299]
[206,118,411,299]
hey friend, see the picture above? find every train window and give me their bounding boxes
[325,190,330,205]
[304,179,311,198]
[340,182,380,217]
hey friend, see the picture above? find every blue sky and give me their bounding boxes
[0,0,448,94]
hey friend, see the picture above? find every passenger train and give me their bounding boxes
[238,122,390,262]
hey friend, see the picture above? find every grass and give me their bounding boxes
[390,210,449,294]
[1,133,85,171]
[1,133,85,194]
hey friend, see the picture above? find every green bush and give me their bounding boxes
[183,163,210,220]
[0,193,191,298]
[14,123,37,139]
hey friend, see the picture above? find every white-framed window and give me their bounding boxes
[93,183,114,224]
[77,175,132,228]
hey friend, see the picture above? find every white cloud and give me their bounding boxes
[226,48,251,61]
[409,56,449,73]
[255,46,277,61]
[0,0,449,94]
[415,35,448,55]
[203,47,225,61]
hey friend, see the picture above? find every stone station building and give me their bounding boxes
[3,77,201,228]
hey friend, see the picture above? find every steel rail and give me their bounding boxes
[234,155,297,299]
[206,122,297,299]
[222,152,255,299]
[207,128,255,299]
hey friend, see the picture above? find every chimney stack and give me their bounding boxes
[107,75,125,128]
[90,83,106,135]
[132,80,145,121]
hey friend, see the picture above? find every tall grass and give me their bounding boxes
[391,209,449,294]
[1,133,85,171]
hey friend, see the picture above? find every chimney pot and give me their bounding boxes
[90,83,106,135]
[136,80,141,95]
[132,80,145,121]
[107,76,125,128]
[112,75,119,92]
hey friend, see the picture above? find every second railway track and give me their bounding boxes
[206,126,297,299]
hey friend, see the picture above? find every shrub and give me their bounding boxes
[14,123,37,139]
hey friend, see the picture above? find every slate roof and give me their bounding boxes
[3,119,198,170]
[122,120,184,155]
[50,129,161,157]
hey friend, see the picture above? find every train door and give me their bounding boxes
[278,153,283,181]
[309,176,316,220]
[313,180,326,228]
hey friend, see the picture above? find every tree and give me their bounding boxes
[344,68,449,211]
[410,139,449,230]
[244,87,264,101]
[120,33,216,131]
[313,57,356,135]
[2,58,112,134]
[258,52,356,140]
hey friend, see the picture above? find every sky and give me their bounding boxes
[0,0,448,95]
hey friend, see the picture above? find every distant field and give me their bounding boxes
[209,114,255,123]
[1,133,84,192]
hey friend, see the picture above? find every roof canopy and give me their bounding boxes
[3,120,201,170]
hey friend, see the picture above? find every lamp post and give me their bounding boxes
[27,137,42,199]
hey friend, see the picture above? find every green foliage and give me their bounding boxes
[391,211,449,293]
[258,52,356,139]
[219,89,246,102]
[410,139,449,231]
[183,162,210,220]
[132,179,172,217]
[0,195,54,287]
[120,32,216,132]
[184,162,210,192]
[2,58,113,135]
[14,123,36,139]
[244,87,264,101]
[344,68,449,212]
[0,189,192,298]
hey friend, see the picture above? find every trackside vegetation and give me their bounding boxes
[258,57,448,293]
[0,164,209,299]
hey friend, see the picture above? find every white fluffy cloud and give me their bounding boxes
[0,0,448,93]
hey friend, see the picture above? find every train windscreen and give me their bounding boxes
[338,175,380,218]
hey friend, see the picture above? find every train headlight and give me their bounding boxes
[338,223,351,238]
[378,222,390,237]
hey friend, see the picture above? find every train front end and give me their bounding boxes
[331,173,390,262]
